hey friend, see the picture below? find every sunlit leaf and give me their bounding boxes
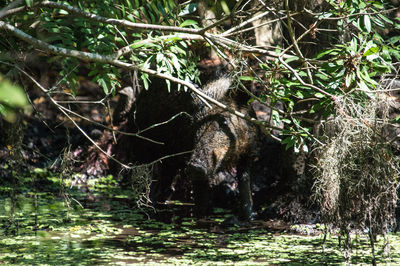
[377,13,393,25]
[0,78,29,109]
[25,0,33,7]
[345,72,354,88]
[363,15,371,33]
[220,0,230,15]
[180,19,198,28]
[285,56,299,63]
[238,76,257,81]
[372,2,384,9]
[315,49,339,59]
[363,46,379,57]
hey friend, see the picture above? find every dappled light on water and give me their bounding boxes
[1,188,400,265]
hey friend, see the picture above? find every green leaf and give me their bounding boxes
[166,80,171,92]
[387,36,400,45]
[0,77,29,123]
[393,50,400,62]
[170,44,186,55]
[363,46,379,57]
[157,2,167,19]
[156,52,164,64]
[372,2,384,9]
[315,49,339,59]
[180,20,198,28]
[169,53,181,72]
[25,0,33,7]
[88,69,98,77]
[358,80,370,92]
[0,78,29,108]
[360,68,378,86]
[127,14,136,22]
[165,36,183,44]
[130,41,146,50]
[282,136,296,150]
[363,14,371,33]
[0,103,5,115]
[296,90,304,99]
[381,46,391,61]
[238,76,257,81]
[220,0,230,15]
[371,61,391,73]
[393,115,400,123]
[0,104,17,123]
[377,13,393,25]
[141,73,150,90]
[345,72,355,88]
[98,78,109,95]
[302,144,309,153]
[284,56,299,63]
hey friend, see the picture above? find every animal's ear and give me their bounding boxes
[203,76,231,101]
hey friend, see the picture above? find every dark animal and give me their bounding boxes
[186,76,260,221]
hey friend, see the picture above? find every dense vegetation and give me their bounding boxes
[1,0,400,264]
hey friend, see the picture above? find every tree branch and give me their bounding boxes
[36,1,284,60]
[0,0,25,19]
[0,20,281,134]
[39,1,201,35]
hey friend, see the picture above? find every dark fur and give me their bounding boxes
[187,77,260,220]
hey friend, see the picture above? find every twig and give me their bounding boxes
[143,150,193,166]
[13,64,132,168]
[221,9,275,37]
[284,0,315,84]
[0,0,24,19]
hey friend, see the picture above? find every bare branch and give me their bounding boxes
[285,1,307,68]
[0,0,25,19]
[221,9,274,37]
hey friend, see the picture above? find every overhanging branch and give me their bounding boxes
[37,1,282,60]
[39,1,201,35]
[0,20,281,135]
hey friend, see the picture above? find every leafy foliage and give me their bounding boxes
[1,0,201,95]
[238,0,400,153]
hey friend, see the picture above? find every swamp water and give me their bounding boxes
[1,182,400,265]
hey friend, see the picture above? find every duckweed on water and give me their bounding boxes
[1,175,400,264]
